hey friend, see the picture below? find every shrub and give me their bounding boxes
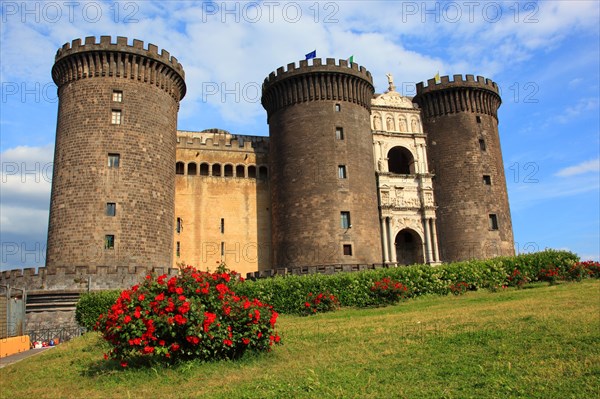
[370,277,409,305]
[95,266,281,366]
[507,268,528,288]
[538,266,561,285]
[302,292,340,315]
[448,281,469,295]
[76,290,120,330]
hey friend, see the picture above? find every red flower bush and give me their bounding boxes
[302,292,340,315]
[95,266,281,366]
[449,281,469,296]
[538,266,561,285]
[507,268,528,288]
[567,261,600,281]
[370,278,409,305]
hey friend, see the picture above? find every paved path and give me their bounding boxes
[0,347,55,369]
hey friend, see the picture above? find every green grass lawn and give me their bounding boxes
[2,280,599,399]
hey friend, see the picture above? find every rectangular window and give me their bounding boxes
[176,241,180,257]
[335,103,341,112]
[479,139,486,151]
[338,165,347,179]
[340,211,351,229]
[476,115,482,123]
[483,175,492,185]
[111,110,122,125]
[106,202,116,216]
[104,235,115,249]
[108,153,120,168]
[489,214,499,230]
[221,241,225,256]
[176,217,182,233]
[220,218,225,234]
[112,90,123,102]
[335,127,344,140]
[343,244,353,256]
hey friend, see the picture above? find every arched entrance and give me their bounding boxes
[387,146,415,174]
[395,229,423,265]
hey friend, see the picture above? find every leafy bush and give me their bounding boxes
[448,281,469,295]
[95,266,281,366]
[507,268,529,288]
[538,266,561,285]
[75,290,120,329]
[302,292,340,315]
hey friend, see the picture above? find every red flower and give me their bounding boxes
[242,338,250,345]
[120,361,128,368]
[304,302,311,308]
[170,343,180,352]
[123,315,132,324]
[138,294,145,301]
[175,287,184,295]
[223,339,233,346]
[143,346,154,354]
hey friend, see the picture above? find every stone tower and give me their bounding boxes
[47,36,186,271]
[261,58,382,267]
[413,75,514,262]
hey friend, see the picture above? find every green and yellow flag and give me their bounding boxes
[348,55,354,64]
[434,71,441,83]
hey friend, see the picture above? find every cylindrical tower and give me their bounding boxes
[262,58,382,267]
[413,75,514,262]
[47,36,186,271]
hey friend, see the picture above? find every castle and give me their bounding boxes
[0,37,514,328]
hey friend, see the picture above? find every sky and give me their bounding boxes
[0,0,599,271]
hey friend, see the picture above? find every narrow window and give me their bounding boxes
[220,218,224,234]
[338,165,347,179]
[176,241,181,257]
[112,90,123,102]
[236,165,245,178]
[335,127,344,140]
[200,163,210,176]
[111,110,122,125]
[221,241,225,256]
[176,217,182,233]
[176,162,184,175]
[343,244,353,256]
[335,103,341,112]
[104,235,115,249]
[476,115,482,123]
[224,164,234,177]
[340,211,351,229]
[483,175,492,185]
[106,202,116,216]
[248,165,256,178]
[258,166,268,180]
[187,163,197,175]
[479,139,486,151]
[212,164,221,176]
[489,214,499,230]
[108,153,120,168]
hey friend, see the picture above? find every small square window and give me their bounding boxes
[335,103,341,112]
[476,115,482,123]
[105,235,115,249]
[335,127,344,140]
[338,165,347,179]
[343,244,353,256]
[176,241,181,257]
[489,214,499,230]
[108,153,120,168]
[106,202,116,216]
[479,139,486,151]
[112,90,123,102]
[483,175,491,185]
[340,211,351,229]
[111,110,122,125]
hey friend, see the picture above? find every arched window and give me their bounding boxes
[387,146,415,174]
[176,161,184,175]
[224,164,234,177]
[236,165,245,178]
[212,163,221,177]
[200,163,209,176]
[187,162,197,175]
[258,166,268,180]
[248,165,256,178]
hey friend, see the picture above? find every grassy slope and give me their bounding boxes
[1,280,598,399]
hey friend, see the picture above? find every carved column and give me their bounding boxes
[387,218,397,263]
[423,218,434,263]
[381,217,389,263]
[431,219,440,262]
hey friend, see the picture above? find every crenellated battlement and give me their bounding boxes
[52,36,186,101]
[414,74,501,119]
[261,58,375,119]
[0,265,179,292]
[415,74,499,95]
[177,130,269,153]
[263,58,372,86]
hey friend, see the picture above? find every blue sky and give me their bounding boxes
[1,0,599,270]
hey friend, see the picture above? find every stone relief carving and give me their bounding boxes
[373,114,382,130]
[386,115,395,131]
[411,117,419,133]
[399,116,407,132]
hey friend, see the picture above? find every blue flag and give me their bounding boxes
[305,50,316,60]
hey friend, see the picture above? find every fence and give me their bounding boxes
[0,284,27,339]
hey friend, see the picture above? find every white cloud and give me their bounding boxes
[553,97,600,124]
[556,158,600,177]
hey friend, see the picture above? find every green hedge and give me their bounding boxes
[75,290,120,330]
[75,250,581,325]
